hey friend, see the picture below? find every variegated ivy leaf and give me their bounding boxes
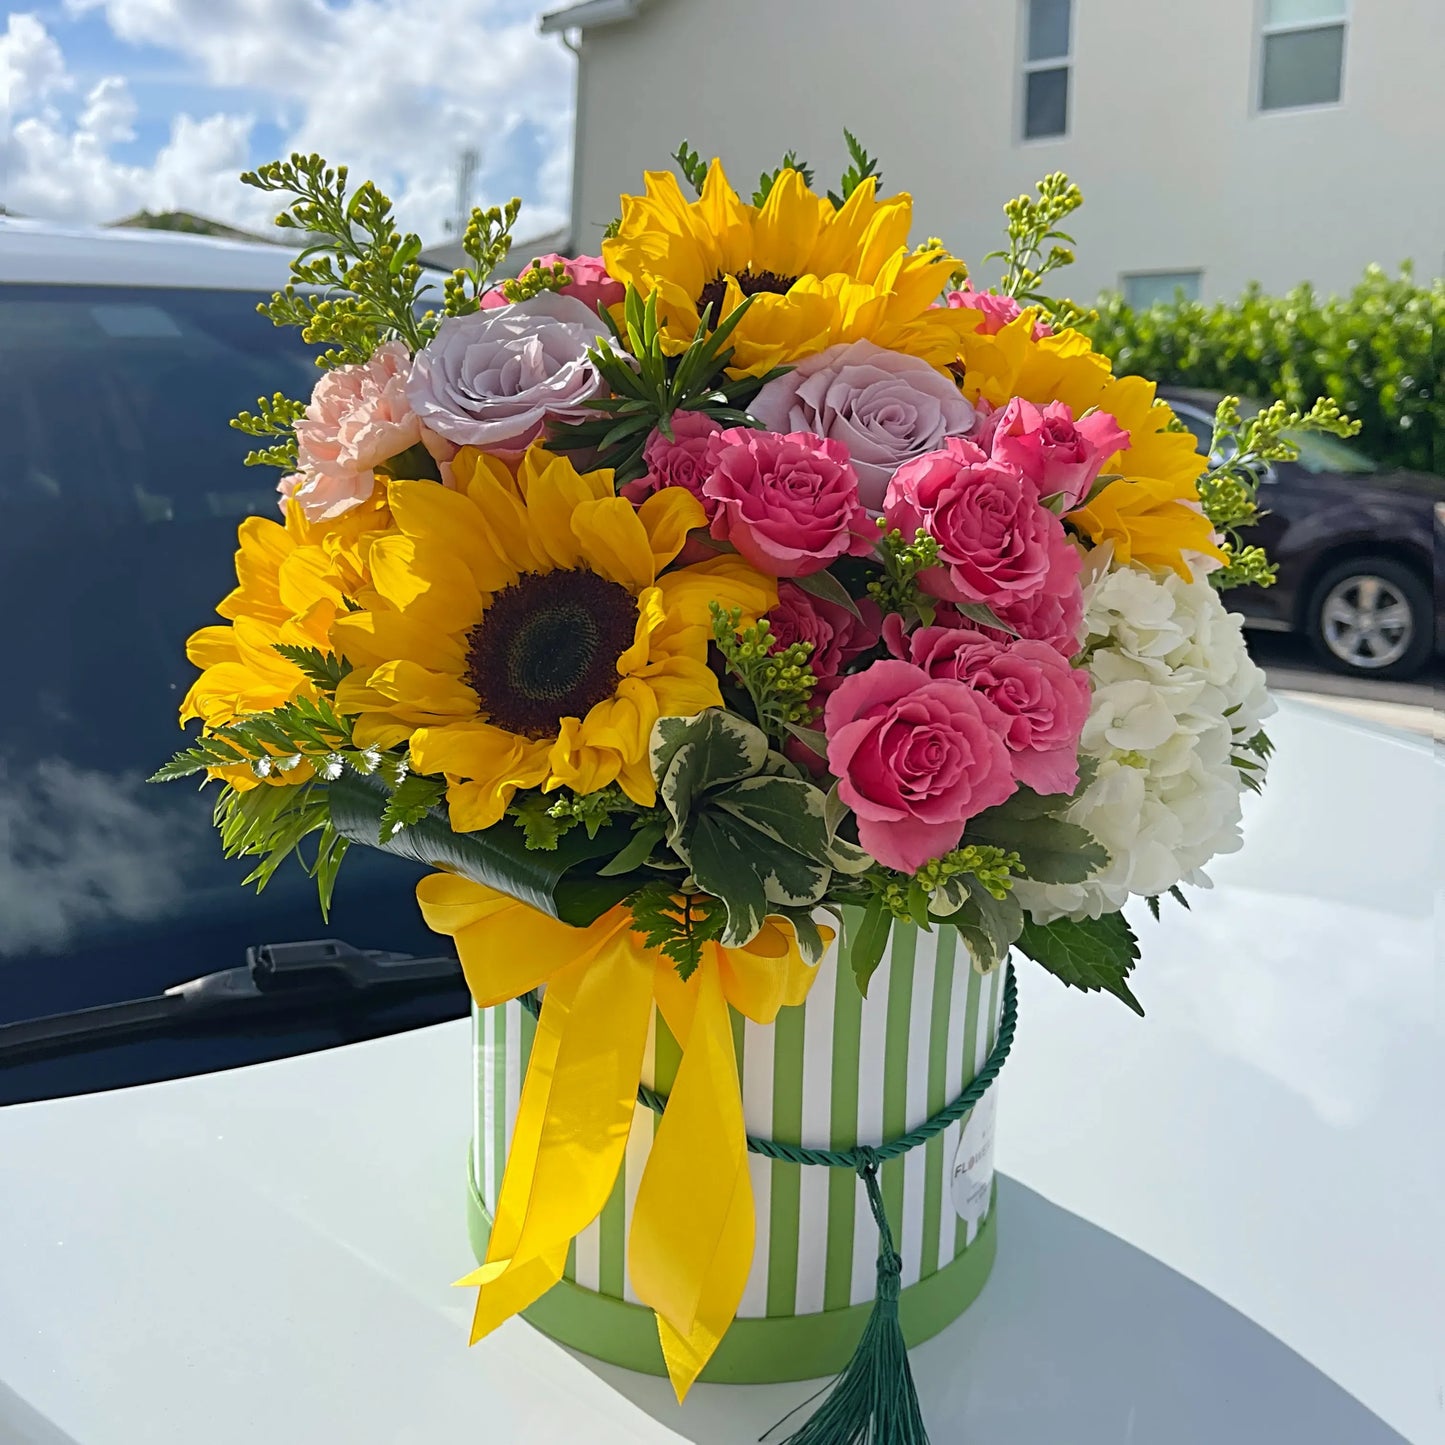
[710,775,869,874]
[651,711,769,839]
[687,810,831,947]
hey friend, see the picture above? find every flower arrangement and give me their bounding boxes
[157,140,1356,1440]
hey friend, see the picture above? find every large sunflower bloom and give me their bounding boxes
[956,314,1226,578]
[602,160,980,378]
[331,446,776,832]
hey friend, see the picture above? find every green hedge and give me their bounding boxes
[1085,264,1443,476]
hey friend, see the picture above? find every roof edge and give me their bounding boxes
[539,0,648,34]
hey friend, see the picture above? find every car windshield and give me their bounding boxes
[0,284,433,1027]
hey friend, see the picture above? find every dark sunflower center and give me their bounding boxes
[696,267,799,326]
[466,570,637,739]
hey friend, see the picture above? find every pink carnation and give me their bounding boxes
[824,659,1016,873]
[892,627,1091,795]
[988,398,1130,510]
[480,253,625,315]
[702,428,876,578]
[290,340,421,520]
[944,284,1053,340]
[768,582,882,696]
[620,411,725,511]
[883,438,1080,609]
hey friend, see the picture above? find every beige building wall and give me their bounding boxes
[560,0,1443,305]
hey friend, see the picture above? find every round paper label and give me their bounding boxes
[950,1088,998,1229]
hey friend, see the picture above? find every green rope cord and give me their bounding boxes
[516,961,1017,1176]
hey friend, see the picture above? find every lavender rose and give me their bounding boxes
[749,340,976,510]
[405,292,610,458]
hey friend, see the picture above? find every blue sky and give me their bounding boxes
[1,0,573,244]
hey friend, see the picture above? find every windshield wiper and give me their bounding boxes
[0,939,462,1064]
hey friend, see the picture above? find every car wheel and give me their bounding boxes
[1305,555,1434,680]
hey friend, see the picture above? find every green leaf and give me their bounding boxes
[773,905,828,965]
[843,897,892,997]
[792,567,863,619]
[1015,912,1144,1015]
[377,773,445,842]
[949,601,1019,637]
[966,787,1108,884]
[327,768,634,927]
[784,723,829,760]
[597,822,667,877]
[685,811,769,947]
[964,876,1025,963]
[1168,884,1191,910]
[651,711,769,838]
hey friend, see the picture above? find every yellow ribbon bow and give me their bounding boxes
[416,873,828,1399]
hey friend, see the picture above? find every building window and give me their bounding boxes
[1121,271,1203,309]
[1259,0,1346,111]
[1022,0,1071,140]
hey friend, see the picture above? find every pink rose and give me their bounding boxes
[944,284,1052,340]
[620,411,725,510]
[768,582,882,695]
[895,627,1091,795]
[824,659,1016,872]
[702,428,876,578]
[884,438,1080,608]
[480,253,625,314]
[989,398,1130,509]
[289,340,421,520]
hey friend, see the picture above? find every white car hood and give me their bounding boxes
[2,698,1439,1445]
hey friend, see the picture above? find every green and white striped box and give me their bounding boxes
[466,918,1006,1383]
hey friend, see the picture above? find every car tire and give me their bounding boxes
[1304,554,1434,681]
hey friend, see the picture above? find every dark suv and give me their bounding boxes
[1164,389,1444,681]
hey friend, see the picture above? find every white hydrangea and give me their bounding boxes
[1015,554,1275,923]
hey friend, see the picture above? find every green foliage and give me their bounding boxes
[377,773,446,841]
[828,129,881,209]
[842,897,893,997]
[437,198,525,319]
[627,882,727,981]
[984,172,1083,304]
[327,767,637,927]
[710,604,818,745]
[1201,394,1360,589]
[242,153,436,366]
[230,391,308,471]
[150,695,363,784]
[753,151,814,206]
[964,782,1109,886]
[1232,726,1274,796]
[649,711,865,955]
[510,784,644,851]
[271,644,352,690]
[1015,911,1143,1015]
[547,284,769,481]
[1087,264,1443,476]
[500,257,570,305]
[214,778,350,916]
[672,140,708,195]
[1145,884,1192,921]
[866,525,939,623]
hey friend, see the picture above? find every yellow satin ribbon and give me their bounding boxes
[416,873,828,1400]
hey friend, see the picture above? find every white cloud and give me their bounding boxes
[1,12,70,116]
[6,2,574,243]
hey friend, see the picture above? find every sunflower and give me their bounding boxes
[331,445,776,832]
[601,160,980,378]
[955,313,1226,578]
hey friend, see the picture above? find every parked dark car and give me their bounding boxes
[1162,388,1445,681]
[0,222,464,1106]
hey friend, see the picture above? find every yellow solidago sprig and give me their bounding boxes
[1200,395,1361,590]
[709,604,818,748]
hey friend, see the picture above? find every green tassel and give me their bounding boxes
[771,1152,930,1445]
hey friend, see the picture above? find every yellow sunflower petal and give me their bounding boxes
[516,449,612,572]
[185,624,239,669]
[368,535,482,631]
[545,717,623,797]
[572,495,660,592]
[331,608,466,674]
[638,485,707,574]
[656,555,777,630]
[411,720,552,788]
[750,165,825,275]
[388,478,515,594]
